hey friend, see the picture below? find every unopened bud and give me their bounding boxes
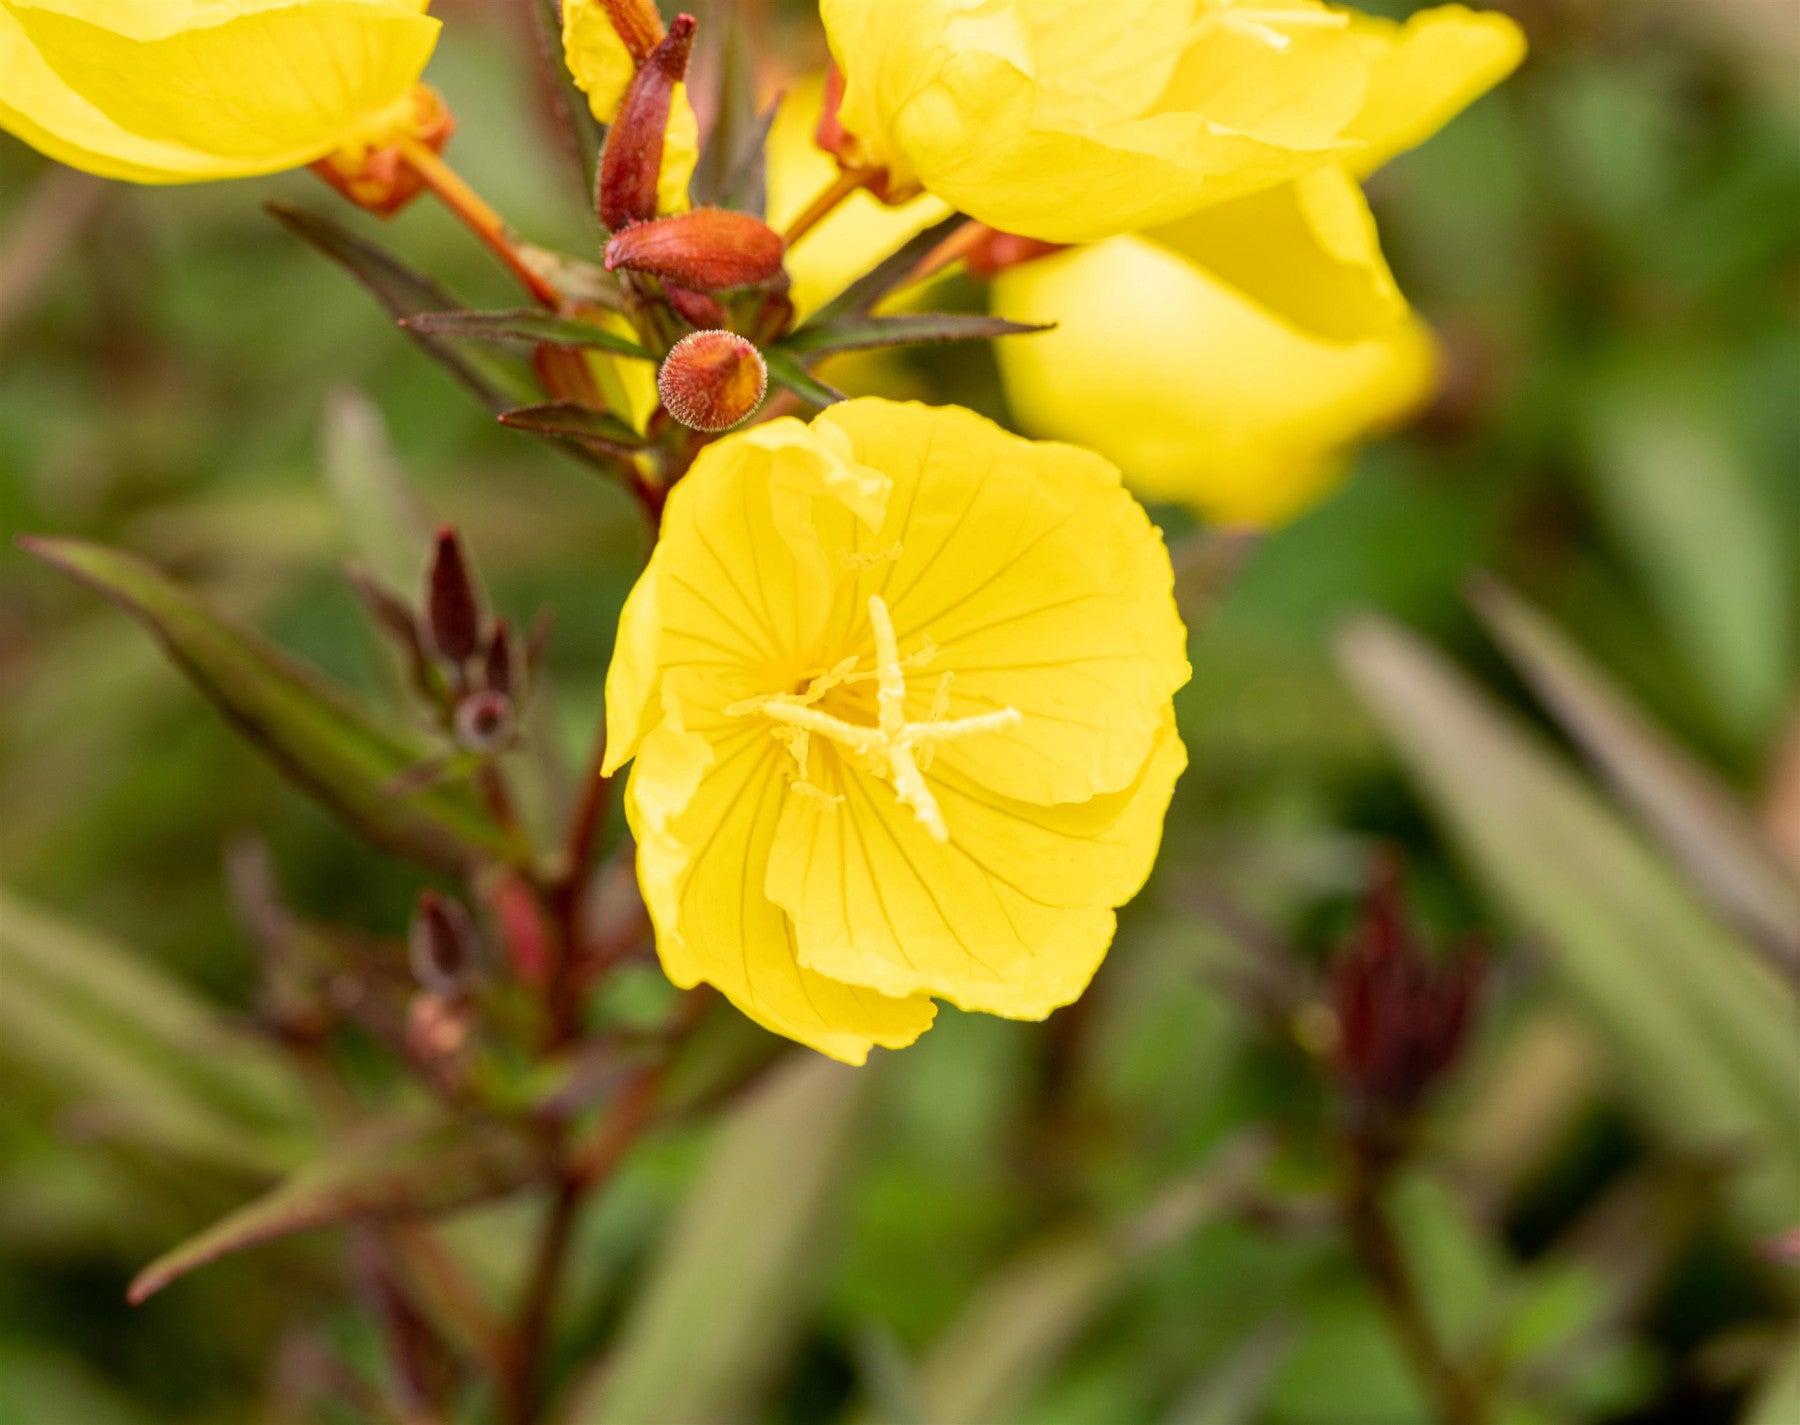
[425,527,481,665]
[409,890,478,994]
[454,690,516,752]
[657,329,767,432]
[484,618,515,698]
[311,85,456,218]
[664,284,727,331]
[604,208,784,291]
[597,14,696,231]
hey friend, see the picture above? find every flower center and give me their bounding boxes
[724,594,1021,842]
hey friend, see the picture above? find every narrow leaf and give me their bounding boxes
[577,1055,867,1425]
[0,887,310,1173]
[690,5,764,214]
[404,310,653,361]
[498,402,648,454]
[267,203,534,412]
[762,347,845,409]
[1338,615,1800,1234]
[809,215,964,324]
[781,312,1050,359]
[1472,579,1800,978]
[20,537,514,874]
[128,1111,539,1303]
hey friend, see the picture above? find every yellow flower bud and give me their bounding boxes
[0,0,440,183]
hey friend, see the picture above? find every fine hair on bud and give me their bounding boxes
[603,208,785,291]
[657,329,768,432]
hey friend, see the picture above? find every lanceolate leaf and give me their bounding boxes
[19,537,514,874]
[403,310,654,361]
[267,203,534,412]
[1472,579,1800,978]
[762,348,845,409]
[780,312,1051,359]
[0,887,311,1174]
[128,1110,541,1304]
[1338,615,1800,1234]
[498,401,649,456]
[809,215,964,324]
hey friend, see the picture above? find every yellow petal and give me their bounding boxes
[1343,3,1526,178]
[1143,165,1405,343]
[765,716,1186,1016]
[992,234,1438,526]
[810,402,1191,805]
[820,0,1378,243]
[765,74,952,323]
[658,81,698,216]
[3,0,439,177]
[626,682,935,1065]
[561,0,636,122]
[0,3,236,181]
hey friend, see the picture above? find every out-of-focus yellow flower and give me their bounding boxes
[766,74,951,322]
[820,0,1402,244]
[0,0,440,183]
[562,0,696,216]
[602,400,1190,1063]
[992,4,1523,525]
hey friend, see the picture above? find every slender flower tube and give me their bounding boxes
[0,0,441,182]
[991,4,1525,524]
[602,400,1191,1063]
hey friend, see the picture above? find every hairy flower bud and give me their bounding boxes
[425,526,481,665]
[657,330,768,432]
[604,209,785,291]
[597,14,696,230]
[409,890,478,994]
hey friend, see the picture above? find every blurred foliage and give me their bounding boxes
[3,0,1800,1421]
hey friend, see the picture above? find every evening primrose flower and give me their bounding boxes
[562,0,697,218]
[0,0,440,183]
[992,4,1523,524]
[603,400,1190,1063]
[820,0,1394,244]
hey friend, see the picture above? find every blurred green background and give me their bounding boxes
[3,0,1800,1421]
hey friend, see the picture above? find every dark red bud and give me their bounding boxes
[409,890,478,993]
[425,526,481,664]
[604,208,784,291]
[657,329,767,432]
[597,13,696,231]
[484,618,515,698]
[664,284,728,330]
[454,690,516,752]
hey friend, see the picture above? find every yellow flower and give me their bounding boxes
[821,0,1399,244]
[992,4,1523,525]
[561,0,697,217]
[766,74,952,323]
[602,400,1190,1063]
[0,0,440,183]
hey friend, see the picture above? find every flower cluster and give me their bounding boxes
[0,0,1523,1060]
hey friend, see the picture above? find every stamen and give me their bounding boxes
[791,781,844,809]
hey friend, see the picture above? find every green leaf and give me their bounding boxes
[809,216,964,324]
[1582,368,1792,741]
[403,310,654,361]
[575,1055,868,1425]
[267,203,535,413]
[1472,578,1800,978]
[780,312,1050,358]
[498,401,650,452]
[19,537,515,874]
[1337,615,1800,1234]
[0,887,310,1174]
[127,1109,541,1303]
[762,348,845,409]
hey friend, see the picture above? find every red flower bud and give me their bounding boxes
[484,617,515,698]
[604,208,785,291]
[657,329,767,432]
[425,526,481,665]
[597,13,696,231]
[664,284,728,331]
[409,890,478,994]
